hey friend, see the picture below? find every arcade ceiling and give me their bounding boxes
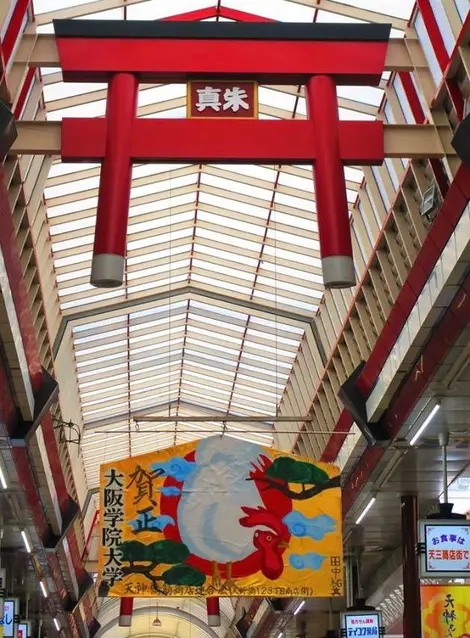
[31,0,415,488]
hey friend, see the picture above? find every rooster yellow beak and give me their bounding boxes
[278,541,289,548]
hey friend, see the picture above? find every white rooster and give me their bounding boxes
[173,436,291,587]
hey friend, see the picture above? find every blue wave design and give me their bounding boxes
[151,457,196,482]
[289,553,326,571]
[159,486,182,497]
[283,512,336,540]
[130,514,175,532]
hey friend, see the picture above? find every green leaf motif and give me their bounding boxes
[120,540,189,565]
[162,564,206,586]
[150,540,190,564]
[266,457,330,485]
[121,540,153,562]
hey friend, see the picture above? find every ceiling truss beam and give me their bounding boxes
[134,415,311,422]
[52,283,316,356]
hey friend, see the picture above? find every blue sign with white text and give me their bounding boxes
[343,611,381,637]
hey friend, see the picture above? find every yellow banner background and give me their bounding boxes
[421,584,470,637]
[98,436,342,598]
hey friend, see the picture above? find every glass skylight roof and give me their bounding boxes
[33,0,415,488]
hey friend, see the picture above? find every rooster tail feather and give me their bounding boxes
[249,454,273,479]
[259,454,272,470]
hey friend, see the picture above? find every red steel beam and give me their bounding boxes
[322,163,470,463]
[161,7,218,21]
[218,7,276,22]
[336,165,470,506]
[145,5,277,23]
[415,0,449,72]
[0,168,93,625]
[61,118,384,164]
[0,318,78,637]
[398,70,449,197]
[0,175,43,391]
[13,66,36,119]
[343,266,470,514]
[1,0,30,64]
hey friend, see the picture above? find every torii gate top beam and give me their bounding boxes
[52,19,391,85]
[15,34,420,74]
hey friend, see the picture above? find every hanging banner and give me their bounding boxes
[421,584,470,637]
[418,520,470,578]
[98,436,342,598]
[187,81,258,119]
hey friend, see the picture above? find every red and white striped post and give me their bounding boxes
[305,75,355,289]
[119,597,134,627]
[91,72,138,288]
[207,597,220,627]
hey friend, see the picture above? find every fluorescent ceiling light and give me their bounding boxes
[39,581,48,598]
[0,465,7,489]
[355,497,376,525]
[53,618,61,631]
[21,530,32,553]
[410,404,440,446]
[294,601,305,615]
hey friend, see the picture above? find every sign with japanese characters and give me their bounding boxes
[0,600,17,638]
[187,81,258,118]
[421,584,470,637]
[419,520,470,577]
[341,610,381,637]
[98,436,342,598]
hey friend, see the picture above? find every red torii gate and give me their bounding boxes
[51,10,392,630]
[53,18,390,291]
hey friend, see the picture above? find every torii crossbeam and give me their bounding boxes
[52,19,392,289]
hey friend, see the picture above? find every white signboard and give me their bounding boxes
[1,599,16,638]
[419,520,470,578]
[341,610,381,637]
[18,621,31,638]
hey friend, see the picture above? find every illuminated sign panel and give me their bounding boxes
[17,622,30,638]
[187,81,258,119]
[341,611,381,637]
[1,600,16,638]
[419,520,470,578]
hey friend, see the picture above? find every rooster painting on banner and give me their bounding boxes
[98,436,343,598]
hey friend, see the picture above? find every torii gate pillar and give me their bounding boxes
[305,75,355,287]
